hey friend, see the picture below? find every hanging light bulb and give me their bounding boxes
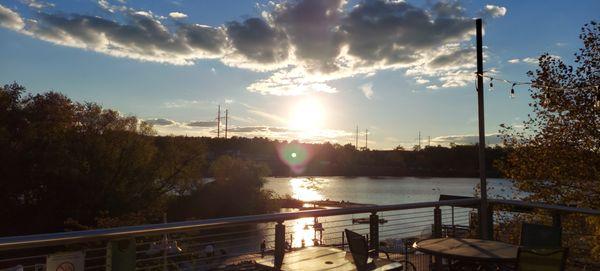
[542,91,550,107]
[595,86,600,109]
[489,78,494,91]
[510,83,516,99]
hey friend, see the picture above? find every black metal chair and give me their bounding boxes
[516,247,567,271]
[345,229,406,271]
[520,223,562,248]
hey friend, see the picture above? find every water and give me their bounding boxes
[265,176,515,205]
[258,177,517,249]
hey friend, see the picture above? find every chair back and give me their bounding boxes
[345,229,369,271]
[517,247,567,271]
[520,223,562,248]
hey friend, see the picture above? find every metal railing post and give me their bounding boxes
[433,206,443,271]
[369,212,379,257]
[488,203,494,239]
[433,206,442,238]
[552,212,562,228]
[553,211,562,246]
[274,221,286,270]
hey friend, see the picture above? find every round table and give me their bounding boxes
[414,238,518,263]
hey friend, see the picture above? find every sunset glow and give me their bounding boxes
[288,98,326,132]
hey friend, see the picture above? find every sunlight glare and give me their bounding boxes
[288,97,326,131]
[290,178,324,202]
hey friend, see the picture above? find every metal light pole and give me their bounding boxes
[476,18,491,240]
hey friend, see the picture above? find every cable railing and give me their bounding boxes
[1,198,598,271]
[0,198,479,271]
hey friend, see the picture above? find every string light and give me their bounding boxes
[478,74,599,92]
[595,86,600,108]
[510,83,516,99]
[478,74,599,106]
[542,90,550,107]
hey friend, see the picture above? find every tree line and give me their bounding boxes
[0,84,276,236]
[195,136,507,178]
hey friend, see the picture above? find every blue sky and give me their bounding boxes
[0,0,598,149]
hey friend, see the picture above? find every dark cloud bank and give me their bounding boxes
[0,0,506,94]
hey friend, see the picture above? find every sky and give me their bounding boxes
[0,0,598,149]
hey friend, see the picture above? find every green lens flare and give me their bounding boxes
[278,143,311,174]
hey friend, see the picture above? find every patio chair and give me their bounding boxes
[520,223,562,248]
[345,229,405,271]
[516,247,567,271]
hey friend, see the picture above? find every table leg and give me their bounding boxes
[434,255,443,271]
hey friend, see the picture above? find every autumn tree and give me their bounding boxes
[499,21,600,260]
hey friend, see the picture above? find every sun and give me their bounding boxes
[288,98,326,131]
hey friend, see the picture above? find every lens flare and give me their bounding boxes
[277,143,312,174]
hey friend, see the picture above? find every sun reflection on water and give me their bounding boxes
[289,177,325,202]
[288,178,326,247]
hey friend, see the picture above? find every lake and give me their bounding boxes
[264,176,516,205]
[258,177,517,248]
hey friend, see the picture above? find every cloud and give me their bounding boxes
[23,9,226,65]
[360,83,374,99]
[226,126,272,133]
[430,133,502,146]
[143,118,176,126]
[428,47,474,69]
[0,1,507,95]
[483,5,507,18]
[415,77,430,84]
[273,0,344,73]
[162,99,211,108]
[342,1,473,65]
[226,17,289,65]
[508,55,562,66]
[0,4,25,30]
[507,57,545,65]
[555,42,567,47]
[168,11,187,19]
[246,108,287,124]
[521,57,538,65]
[149,121,353,144]
[187,121,217,127]
[21,0,55,9]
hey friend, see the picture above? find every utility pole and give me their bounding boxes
[216,105,221,138]
[428,136,431,147]
[365,129,368,150]
[225,109,228,139]
[355,125,359,149]
[476,18,491,240]
[418,131,421,150]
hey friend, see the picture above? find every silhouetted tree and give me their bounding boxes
[168,156,277,219]
[0,84,206,234]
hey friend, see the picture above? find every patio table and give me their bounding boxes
[256,246,402,271]
[414,238,518,270]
